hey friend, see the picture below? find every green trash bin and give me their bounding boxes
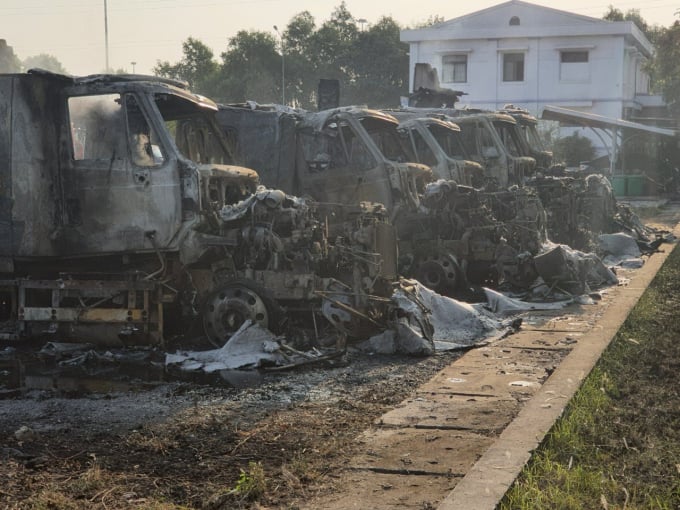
[609,175,627,196]
[626,175,645,196]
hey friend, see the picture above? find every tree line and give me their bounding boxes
[3,3,680,115]
[154,3,410,109]
[0,39,67,74]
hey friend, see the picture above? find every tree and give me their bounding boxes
[348,16,409,107]
[649,21,680,114]
[602,6,662,44]
[309,2,359,82]
[552,132,596,167]
[217,30,280,103]
[411,15,446,29]
[155,37,219,96]
[22,53,67,74]
[156,3,410,108]
[0,39,21,73]
[283,11,318,108]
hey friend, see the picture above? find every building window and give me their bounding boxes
[509,16,520,26]
[560,50,590,82]
[503,53,524,82]
[442,54,467,83]
[561,51,588,63]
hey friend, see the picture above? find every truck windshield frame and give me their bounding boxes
[428,124,468,161]
[68,92,166,167]
[360,116,410,163]
[154,92,234,166]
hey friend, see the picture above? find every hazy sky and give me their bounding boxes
[3,0,678,76]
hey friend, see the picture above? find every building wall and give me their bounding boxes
[401,2,664,159]
[410,33,631,120]
[402,1,657,120]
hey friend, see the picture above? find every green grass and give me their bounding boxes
[500,243,680,510]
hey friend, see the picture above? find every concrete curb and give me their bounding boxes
[437,230,679,510]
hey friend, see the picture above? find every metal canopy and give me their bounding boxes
[540,105,676,175]
[541,105,676,137]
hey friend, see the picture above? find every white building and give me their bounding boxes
[400,0,663,123]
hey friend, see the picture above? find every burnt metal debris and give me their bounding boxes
[0,70,669,364]
[216,97,669,298]
[217,103,554,294]
[0,71,399,350]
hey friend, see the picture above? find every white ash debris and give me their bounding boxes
[166,321,285,371]
[360,280,507,354]
[598,232,644,268]
[483,287,573,315]
[534,242,618,296]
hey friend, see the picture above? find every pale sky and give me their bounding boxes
[2,0,678,76]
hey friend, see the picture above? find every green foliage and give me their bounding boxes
[233,461,266,501]
[551,133,596,167]
[411,15,446,29]
[602,6,662,44]
[217,30,280,103]
[154,37,219,96]
[346,16,410,107]
[155,3,409,109]
[282,11,319,106]
[22,53,67,74]
[649,21,680,114]
[501,245,680,509]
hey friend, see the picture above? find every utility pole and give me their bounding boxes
[273,25,285,105]
[104,0,110,72]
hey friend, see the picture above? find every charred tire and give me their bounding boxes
[416,254,462,295]
[202,281,277,348]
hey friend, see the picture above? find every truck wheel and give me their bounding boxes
[416,254,462,295]
[202,282,273,348]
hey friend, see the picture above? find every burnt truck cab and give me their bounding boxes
[216,104,541,295]
[295,107,431,219]
[0,71,396,345]
[389,107,536,189]
[0,70,263,342]
[1,70,257,265]
[217,105,432,220]
[499,105,554,171]
[454,113,536,188]
[387,111,484,188]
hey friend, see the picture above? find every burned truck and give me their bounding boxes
[498,104,554,172]
[403,65,536,188]
[0,71,396,346]
[401,66,636,253]
[217,104,547,294]
[394,104,621,251]
[387,112,484,188]
[392,107,537,189]
[385,110,547,285]
[449,112,537,188]
[492,106,622,250]
[221,105,431,217]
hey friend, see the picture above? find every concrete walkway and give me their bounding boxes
[303,220,679,510]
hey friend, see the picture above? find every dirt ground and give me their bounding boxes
[0,345,464,509]
[1,200,677,510]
